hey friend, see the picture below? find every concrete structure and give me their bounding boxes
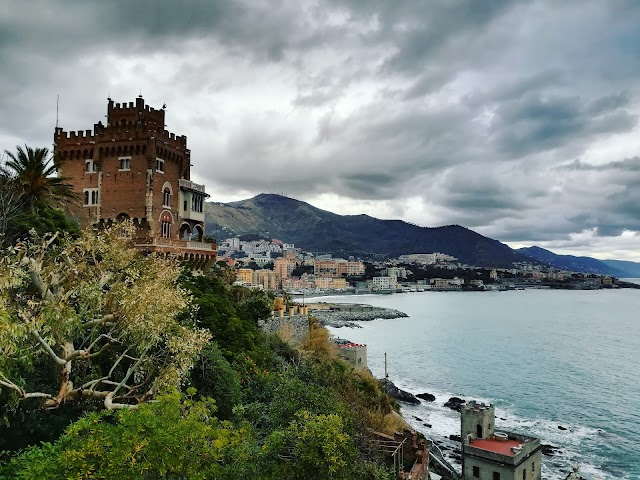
[334,340,368,369]
[461,401,541,480]
[54,97,216,266]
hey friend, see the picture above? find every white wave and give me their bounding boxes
[382,380,623,480]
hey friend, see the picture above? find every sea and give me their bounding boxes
[310,281,640,480]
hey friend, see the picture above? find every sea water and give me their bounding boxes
[313,285,640,480]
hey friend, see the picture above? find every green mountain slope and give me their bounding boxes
[206,194,527,267]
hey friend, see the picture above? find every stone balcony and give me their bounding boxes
[133,236,217,260]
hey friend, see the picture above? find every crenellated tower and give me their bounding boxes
[54,96,215,268]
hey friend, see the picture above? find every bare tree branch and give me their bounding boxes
[83,314,116,328]
[29,328,66,366]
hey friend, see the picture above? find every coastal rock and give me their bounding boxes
[542,444,560,457]
[379,378,420,404]
[413,416,423,421]
[558,425,568,431]
[423,423,432,428]
[312,306,409,328]
[448,435,462,443]
[444,397,466,412]
[417,392,436,402]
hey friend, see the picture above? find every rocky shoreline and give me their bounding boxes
[379,379,570,479]
[311,305,409,328]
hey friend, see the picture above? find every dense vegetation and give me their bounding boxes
[0,145,78,247]
[0,148,402,478]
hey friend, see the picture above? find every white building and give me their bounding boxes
[371,276,398,290]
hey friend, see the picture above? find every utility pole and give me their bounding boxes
[384,352,388,380]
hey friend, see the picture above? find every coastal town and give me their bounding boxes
[3,96,630,480]
[217,236,629,295]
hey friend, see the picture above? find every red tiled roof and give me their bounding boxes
[469,438,524,456]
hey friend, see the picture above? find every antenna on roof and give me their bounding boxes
[139,88,143,98]
[55,94,59,128]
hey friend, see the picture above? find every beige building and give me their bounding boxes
[274,257,296,283]
[314,259,365,277]
[315,277,332,289]
[236,268,254,285]
[331,278,348,289]
[461,401,541,480]
[253,270,279,290]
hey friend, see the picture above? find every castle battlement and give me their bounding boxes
[55,126,188,152]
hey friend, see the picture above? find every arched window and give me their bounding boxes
[161,182,172,208]
[160,212,172,238]
[477,424,483,439]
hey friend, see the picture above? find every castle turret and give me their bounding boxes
[461,400,495,441]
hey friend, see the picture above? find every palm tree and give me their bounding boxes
[2,145,76,210]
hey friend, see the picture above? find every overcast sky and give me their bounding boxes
[2,0,640,261]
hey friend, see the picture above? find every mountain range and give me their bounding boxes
[205,194,527,267]
[517,247,639,278]
[205,193,640,276]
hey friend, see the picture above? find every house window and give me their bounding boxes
[184,200,188,211]
[522,470,526,480]
[191,194,203,213]
[473,466,480,478]
[156,158,164,173]
[83,188,99,206]
[118,156,131,171]
[163,188,171,207]
[85,159,97,173]
[494,472,501,480]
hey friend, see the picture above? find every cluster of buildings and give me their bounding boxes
[218,237,297,265]
[232,255,366,291]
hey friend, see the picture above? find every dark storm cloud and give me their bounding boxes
[491,94,637,156]
[3,0,640,257]
[559,157,640,172]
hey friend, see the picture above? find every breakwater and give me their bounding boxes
[309,303,408,328]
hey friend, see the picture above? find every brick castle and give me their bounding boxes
[54,96,216,266]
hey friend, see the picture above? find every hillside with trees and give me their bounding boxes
[0,148,405,479]
[206,193,526,267]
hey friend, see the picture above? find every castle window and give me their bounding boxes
[85,159,97,173]
[83,188,99,206]
[473,466,479,478]
[163,188,171,207]
[156,158,164,173]
[161,221,171,238]
[160,212,172,238]
[119,156,131,171]
[493,472,501,480]
[522,469,526,479]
